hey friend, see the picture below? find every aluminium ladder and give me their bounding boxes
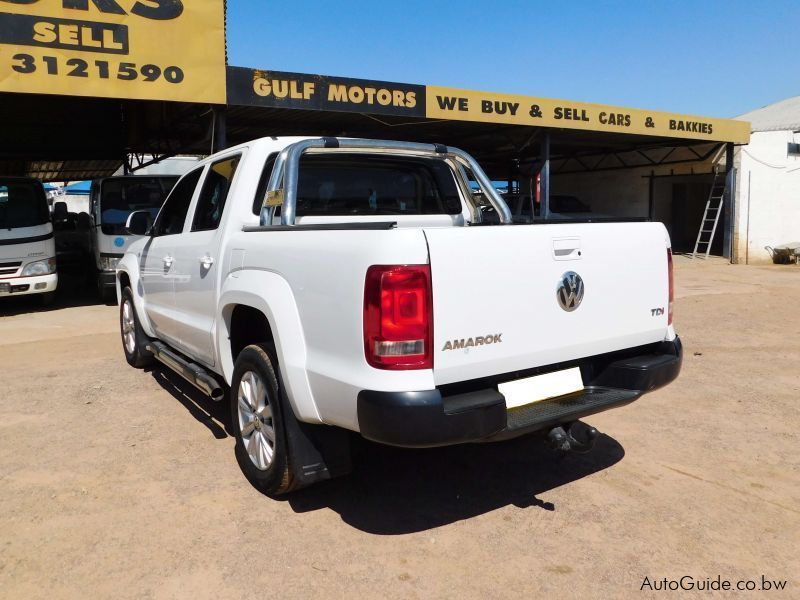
[691,170,727,259]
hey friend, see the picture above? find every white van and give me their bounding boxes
[90,175,178,301]
[0,177,57,304]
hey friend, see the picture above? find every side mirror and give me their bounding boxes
[53,201,68,222]
[125,210,153,236]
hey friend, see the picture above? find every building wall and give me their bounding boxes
[551,167,651,218]
[734,130,800,264]
[550,161,719,253]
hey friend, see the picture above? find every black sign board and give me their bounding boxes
[227,66,425,119]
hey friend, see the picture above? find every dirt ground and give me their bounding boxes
[1,258,798,599]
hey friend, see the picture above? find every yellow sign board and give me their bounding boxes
[427,86,750,144]
[0,0,226,103]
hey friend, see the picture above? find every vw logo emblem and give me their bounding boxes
[557,271,584,312]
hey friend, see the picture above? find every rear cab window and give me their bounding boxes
[294,154,463,217]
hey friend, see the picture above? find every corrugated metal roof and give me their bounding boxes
[25,160,123,182]
[736,96,800,133]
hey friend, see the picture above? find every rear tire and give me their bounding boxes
[120,286,154,368]
[231,344,293,495]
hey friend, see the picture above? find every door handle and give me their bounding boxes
[199,255,214,269]
[162,255,173,268]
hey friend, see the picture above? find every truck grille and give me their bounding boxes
[0,262,22,276]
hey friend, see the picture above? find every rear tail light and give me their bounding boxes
[364,265,433,370]
[667,248,674,325]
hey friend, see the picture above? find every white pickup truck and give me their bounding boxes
[117,136,682,495]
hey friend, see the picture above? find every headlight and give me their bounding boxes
[22,258,56,277]
[99,256,121,271]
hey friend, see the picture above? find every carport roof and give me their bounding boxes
[0,65,750,181]
[223,104,728,176]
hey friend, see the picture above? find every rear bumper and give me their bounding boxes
[357,336,682,447]
[0,273,58,297]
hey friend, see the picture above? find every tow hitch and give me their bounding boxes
[546,423,598,453]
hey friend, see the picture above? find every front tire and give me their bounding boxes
[120,286,154,368]
[231,344,293,495]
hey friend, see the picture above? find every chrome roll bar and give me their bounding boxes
[259,137,513,226]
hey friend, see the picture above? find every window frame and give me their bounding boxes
[151,167,204,237]
[252,152,279,216]
[190,153,242,233]
[291,153,463,218]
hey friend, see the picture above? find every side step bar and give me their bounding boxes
[145,340,225,402]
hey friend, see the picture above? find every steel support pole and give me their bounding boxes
[540,131,551,220]
[212,106,228,153]
[723,142,734,259]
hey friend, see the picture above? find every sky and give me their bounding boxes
[226,0,797,119]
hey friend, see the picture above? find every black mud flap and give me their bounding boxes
[281,394,352,491]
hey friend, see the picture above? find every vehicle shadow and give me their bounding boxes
[146,366,625,534]
[149,366,234,440]
[287,424,625,535]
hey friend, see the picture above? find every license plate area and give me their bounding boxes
[499,367,584,409]
[0,282,10,294]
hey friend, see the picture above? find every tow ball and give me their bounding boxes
[546,423,598,453]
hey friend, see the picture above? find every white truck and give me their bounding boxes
[90,175,180,302]
[117,136,682,495]
[0,177,58,304]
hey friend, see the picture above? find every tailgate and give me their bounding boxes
[425,222,671,386]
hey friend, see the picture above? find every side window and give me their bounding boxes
[153,168,203,237]
[192,156,240,232]
[252,152,278,215]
